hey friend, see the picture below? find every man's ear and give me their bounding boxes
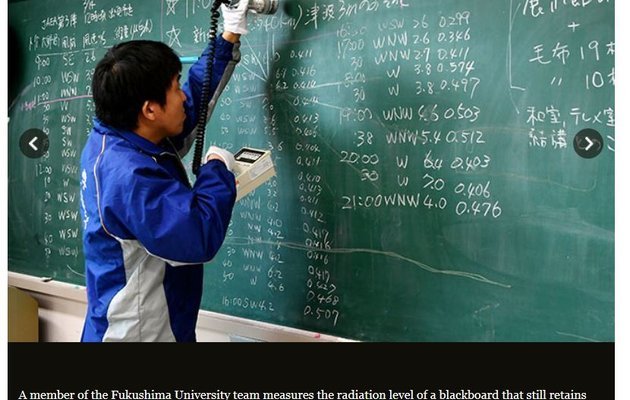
[141,100,158,121]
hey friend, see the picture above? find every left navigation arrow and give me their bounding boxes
[19,128,49,158]
[29,136,39,151]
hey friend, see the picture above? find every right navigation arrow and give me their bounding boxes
[584,136,594,151]
[573,128,603,159]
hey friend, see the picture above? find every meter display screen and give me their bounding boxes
[235,148,265,164]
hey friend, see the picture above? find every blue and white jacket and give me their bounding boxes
[80,37,239,342]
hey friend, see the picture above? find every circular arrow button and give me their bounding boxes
[573,128,603,159]
[19,128,49,158]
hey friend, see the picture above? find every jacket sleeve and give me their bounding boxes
[171,35,241,156]
[101,159,237,265]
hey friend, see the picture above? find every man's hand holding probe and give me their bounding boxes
[221,0,249,42]
[208,0,251,171]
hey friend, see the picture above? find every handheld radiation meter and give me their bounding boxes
[233,147,276,201]
[191,0,278,176]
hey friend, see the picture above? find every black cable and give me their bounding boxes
[192,0,230,176]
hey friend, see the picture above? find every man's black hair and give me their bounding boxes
[92,40,182,131]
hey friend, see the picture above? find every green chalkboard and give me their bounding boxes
[8,0,615,341]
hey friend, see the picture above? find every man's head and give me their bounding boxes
[92,40,184,134]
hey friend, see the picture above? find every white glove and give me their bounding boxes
[205,145,236,172]
[221,0,249,35]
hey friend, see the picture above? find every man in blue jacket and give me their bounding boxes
[79,2,250,342]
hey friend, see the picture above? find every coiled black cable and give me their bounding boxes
[191,0,229,176]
